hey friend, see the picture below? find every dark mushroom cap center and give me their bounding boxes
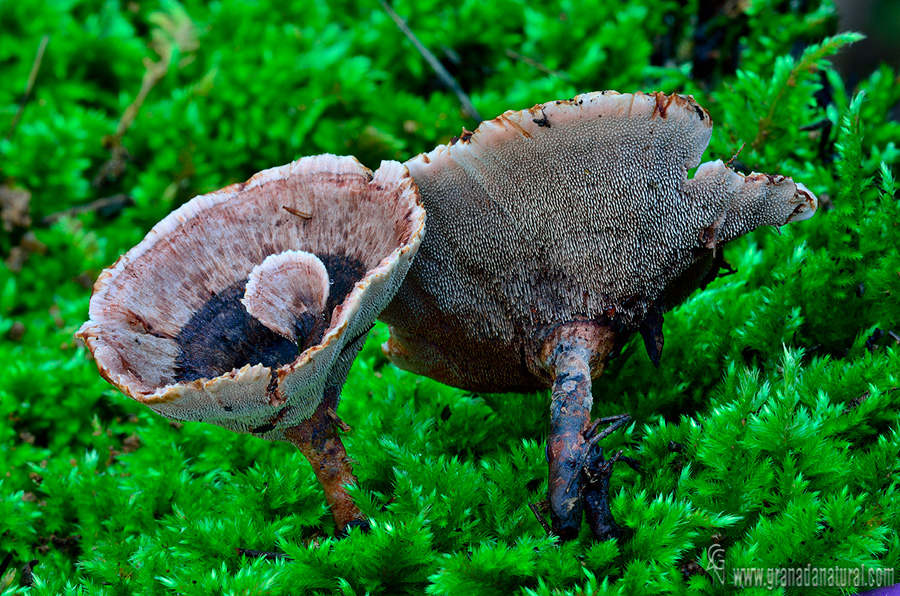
[173,253,367,382]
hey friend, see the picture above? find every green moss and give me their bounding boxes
[1,0,898,594]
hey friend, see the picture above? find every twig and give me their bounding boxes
[843,387,900,415]
[376,0,481,122]
[726,142,746,167]
[93,59,168,187]
[327,408,352,433]
[7,35,49,141]
[504,49,570,81]
[584,414,631,441]
[235,548,291,561]
[283,206,313,219]
[41,194,134,225]
[593,450,623,479]
[528,502,552,536]
[94,7,198,187]
[565,415,631,496]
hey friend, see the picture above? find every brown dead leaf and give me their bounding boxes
[0,184,31,232]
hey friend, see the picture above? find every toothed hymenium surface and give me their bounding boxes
[380,90,817,391]
[378,90,817,540]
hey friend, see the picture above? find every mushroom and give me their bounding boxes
[378,91,817,540]
[78,155,426,534]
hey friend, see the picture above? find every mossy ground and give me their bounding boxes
[1,1,898,594]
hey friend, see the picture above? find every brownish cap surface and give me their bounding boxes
[379,90,817,391]
[78,155,425,440]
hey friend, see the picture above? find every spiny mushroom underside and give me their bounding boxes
[380,90,817,392]
[78,155,425,441]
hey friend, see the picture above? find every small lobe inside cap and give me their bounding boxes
[242,250,330,350]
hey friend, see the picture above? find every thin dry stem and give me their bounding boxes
[7,35,49,141]
[377,0,481,122]
[504,49,570,80]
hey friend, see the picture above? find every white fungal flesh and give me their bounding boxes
[242,250,330,343]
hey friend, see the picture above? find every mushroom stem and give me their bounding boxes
[542,321,621,541]
[283,385,367,536]
[548,341,593,540]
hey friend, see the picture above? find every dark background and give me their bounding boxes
[834,0,900,119]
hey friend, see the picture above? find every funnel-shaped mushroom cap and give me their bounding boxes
[379,91,817,392]
[78,156,425,440]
